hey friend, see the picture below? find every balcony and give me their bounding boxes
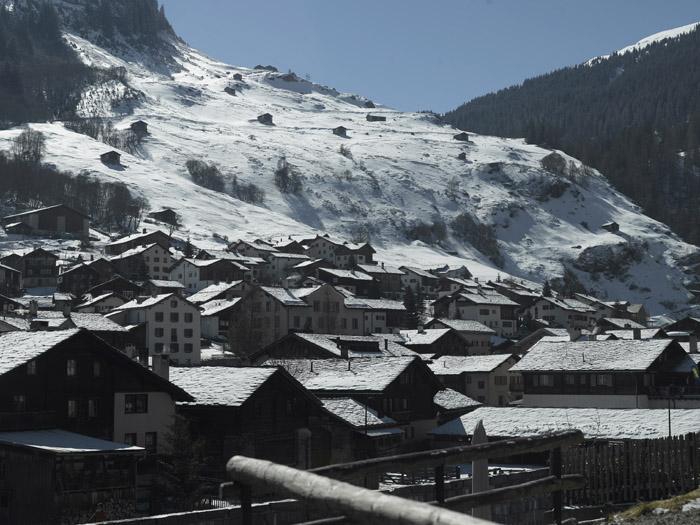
[648,386,700,399]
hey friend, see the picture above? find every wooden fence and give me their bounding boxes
[562,432,700,505]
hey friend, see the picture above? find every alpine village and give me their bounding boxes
[2,1,700,524]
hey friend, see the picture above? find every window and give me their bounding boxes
[67,359,77,377]
[466,375,472,384]
[88,399,98,417]
[494,376,507,386]
[67,399,78,418]
[155,312,164,322]
[293,316,300,328]
[153,267,160,272]
[564,374,576,385]
[479,309,489,316]
[477,381,485,389]
[535,374,554,387]
[155,343,164,353]
[145,432,157,453]
[341,318,347,329]
[352,318,358,330]
[13,394,25,412]
[184,343,193,353]
[170,343,179,353]
[171,328,178,341]
[155,327,164,337]
[27,360,37,375]
[93,361,101,377]
[184,328,193,338]
[594,374,612,387]
[170,312,179,322]
[170,300,177,307]
[125,394,148,414]
[313,300,320,312]
[124,433,137,446]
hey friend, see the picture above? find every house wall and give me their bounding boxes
[522,393,649,409]
[454,304,515,337]
[113,391,176,452]
[144,298,201,364]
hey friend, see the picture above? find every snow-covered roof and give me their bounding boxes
[0,317,30,330]
[357,263,404,275]
[149,279,185,288]
[511,340,678,372]
[320,397,397,428]
[400,266,437,280]
[354,298,405,311]
[0,428,143,454]
[112,294,173,311]
[269,252,311,260]
[187,281,242,304]
[399,328,452,345]
[0,329,80,375]
[170,366,279,406]
[53,293,75,302]
[599,318,646,329]
[429,407,700,440]
[605,329,664,339]
[320,268,374,281]
[277,357,418,392]
[260,286,313,306]
[109,242,159,260]
[291,333,420,358]
[75,292,121,309]
[429,355,515,375]
[433,389,481,411]
[431,318,495,334]
[537,296,596,313]
[458,291,518,307]
[200,297,241,317]
[106,230,166,247]
[69,313,128,332]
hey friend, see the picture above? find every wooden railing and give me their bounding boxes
[222,429,584,524]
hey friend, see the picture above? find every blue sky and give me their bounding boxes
[159,0,700,113]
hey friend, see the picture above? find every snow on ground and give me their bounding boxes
[0,31,698,315]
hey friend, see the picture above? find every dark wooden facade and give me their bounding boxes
[2,205,90,239]
[257,113,273,124]
[57,264,103,297]
[85,276,143,300]
[100,150,121,165]
[105,230,171,255]
[366,114,386,122]
[20,248,58,288]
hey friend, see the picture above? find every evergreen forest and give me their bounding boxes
[443,27,700,244]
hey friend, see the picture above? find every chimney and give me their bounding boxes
[138,350,149,368]
[690,333,698,354]
[310,361,314,373]
[589,334,597,341]
[633,328,641,340]
[62,303,71,318]
[417,325,423,333]
[29,300,38,317]
[381,262,384,269]
[567,327,581,341]
[152,354,169,380]
[347,360,351,371]
[143,228,147,234]
[384,338,388,350]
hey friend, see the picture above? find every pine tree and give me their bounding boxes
[542,280,552,297]
[183,238,194,258]
[403,287,419,329]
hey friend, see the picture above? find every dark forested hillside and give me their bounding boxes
[443,26,700,244]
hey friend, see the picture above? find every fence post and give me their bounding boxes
[241,483,252,525]
[550,447,562,525]
[435,465,445,504]
[471,420,491,521]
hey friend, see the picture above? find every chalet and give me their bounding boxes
[110,242,171,281]
[75,292,127,314]
[0,254,21,271]
[56,263,102,297]
[357,263,403,295]
[257,113,273,124]
[425,318,496,355]
[0,263,21,295]
[332,126,348,136]
[100,150,121,165]
[108,294,202,365]
[169,258,249,292]
[0,329,192,449]
[527,295,596,330]
[286,258,335,282]
[148,208,178,225]
[457,152,467,160]
[2,221,32,236]
[130,120,148,134]
[249,333,419,364]
[0,293,22,314]
[224,86,236,95]
[277,356,443,444]
[2,204,90,239]
[601,221,620,233]
[83,275,143,300]
[453,132,470,141]
[143,279,185,296]
[52,292,75,313]
[428,354,521,406]
[396,328,466,358]
[271,238,306,254]
[105,229,171,256]
[432,288,519,337]
[511,339,697,409]
[433,389,482,425]
[595,317,646,331]
[232,73,243,81]
[228,239,279,259]
[334,242,376,267]
[200,297,241,339]
[366,114,386,122]
[665,316,700,335]
[0,429,143,525]
[86,257,121,282]
[318,268,374,296]
[302,234,345,264]
[170,366,334,473]
[265,252,311,282]
[358,298,405,334]
[18,248,58,289]
[186,280,245,306]
[573,292,631,321]
[399,266,441,296]
[430,264,471,281]
[488,279,541,308]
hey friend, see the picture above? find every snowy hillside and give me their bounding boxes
[1,21,699,315]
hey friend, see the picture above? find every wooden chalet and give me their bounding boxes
[601,221,620,233]
[18,248,58,289]
[257,113,273,124]
[200,297,241,339]
[433,388,482,425]
[130,120,148,134]
[0,293,22,314]
[0,263,21,296]
[84,275,143,300]
[453,132,470,141]
[100,150,121,165]
[366,114,386,122]
[396,328,466,358]
[332,126,348,136]
[357,263,403,295]
[56,263,103,297]
[169,258,248,293]
[317,268,375,297]
[233,73,243,81]
[148,208,178,226]
[2,204,90,240]
[425,318,496,355]
[105,230,171,256]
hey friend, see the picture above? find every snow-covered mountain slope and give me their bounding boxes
[1,28,699,315]
[587,21,700,65]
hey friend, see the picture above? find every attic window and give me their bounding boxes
[27,360,37,375]
[67,359,77,377]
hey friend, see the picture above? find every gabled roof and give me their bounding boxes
[259,285,314,306]
[187,281,243,305]
[276,333,420,359]
[511,340,684,372]
[320,397,398,429]
[605,329,664,339]
[429,354,516,375]
[535,295,596,313]
[111,293,196,312]
[399,266,438,280]
[354,298,406,311]
[398,328,453,346]
[148,279,185,289]
[433,389,481,411]
[357,263,404,275]
[598,317,646,329]
[428,318,496,335]
[0,429,143,454]
[200,298,241,317]
[109,242,164,261]
[319,268,374,281]
[3,204,90,221]
[75,292,124,309]
[276,356,421,393]
[457,290,519,307]
[0,262,20,274]
[170,258,248,271]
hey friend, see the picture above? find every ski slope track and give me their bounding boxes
[1,28,699,317]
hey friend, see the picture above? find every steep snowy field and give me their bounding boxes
[0,30,698,315]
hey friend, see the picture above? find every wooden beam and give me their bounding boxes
[227,455,493,525]
[311,430,584,482]
[441,474,585,512]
